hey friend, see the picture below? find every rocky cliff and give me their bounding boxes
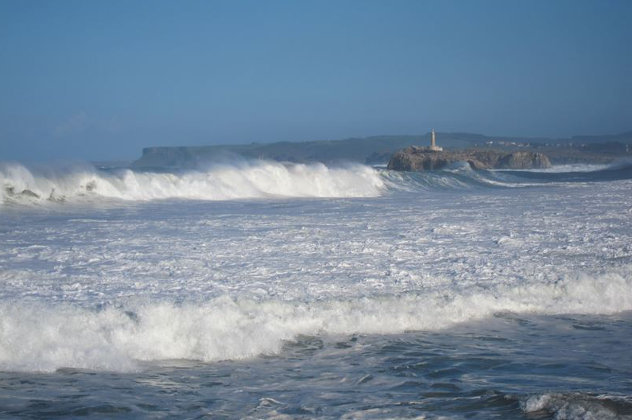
[387,147,551,171]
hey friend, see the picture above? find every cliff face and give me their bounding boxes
[387,147,551,171]
[496,151,551,169]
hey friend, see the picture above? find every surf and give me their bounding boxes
[0,160,386,206]
[4,158,632,208]
[1,266,630,373]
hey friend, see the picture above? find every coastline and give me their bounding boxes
[387,147,552,171]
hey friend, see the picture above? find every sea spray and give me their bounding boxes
[1,160,385,205]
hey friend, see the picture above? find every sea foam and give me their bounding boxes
[522,393,632,420]
[1,269,630,373]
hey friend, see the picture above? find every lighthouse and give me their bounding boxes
[429,129,443,152]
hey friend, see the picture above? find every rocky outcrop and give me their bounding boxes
[387,147,551,171]
[496,151,551,169]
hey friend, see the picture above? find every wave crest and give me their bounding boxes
[1,269,630,372]
[522,393,632,420]
[0,160,385,205]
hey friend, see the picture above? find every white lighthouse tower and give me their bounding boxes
[429,129,443,152]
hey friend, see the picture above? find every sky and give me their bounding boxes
[1,0,631,161]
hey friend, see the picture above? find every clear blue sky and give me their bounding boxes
[1,0,631,161]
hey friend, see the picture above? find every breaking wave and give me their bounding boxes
[3,159,632,208]
[521,392,632,420]
[0,160,385,206]
[1,268,630,372]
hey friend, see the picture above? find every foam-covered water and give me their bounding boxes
[1,159,632,418]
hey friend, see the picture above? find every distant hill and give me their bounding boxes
[131,131,632,169]
[569,131,632,145]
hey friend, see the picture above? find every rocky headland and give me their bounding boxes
[387,147,551,171]
[130,131,630,169]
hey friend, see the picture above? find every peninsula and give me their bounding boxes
[387,130,551,171]
[130,131,632,169]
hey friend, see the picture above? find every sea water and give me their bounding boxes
[1,160,631,418]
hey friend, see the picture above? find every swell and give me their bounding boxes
[1,268,630,372]
[383,159,632,191]
[494,159,632,183]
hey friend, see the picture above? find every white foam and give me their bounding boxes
[1,269,630,373]
[0,160,385,205]
[522,393,631,420]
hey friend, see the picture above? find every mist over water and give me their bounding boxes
[1,158,632,418]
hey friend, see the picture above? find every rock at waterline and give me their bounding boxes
[387,147,551,171]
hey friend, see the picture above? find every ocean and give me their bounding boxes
[1,159,631,419]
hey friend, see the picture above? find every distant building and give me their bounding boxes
[428,129,443,151]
